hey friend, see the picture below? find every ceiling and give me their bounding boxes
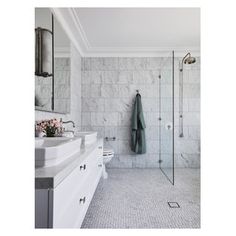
[52,8,200,57]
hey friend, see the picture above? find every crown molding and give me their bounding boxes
[50,8,85,56]
[51,8,200,58]
[68,8,91,50]
[83,47,200,57]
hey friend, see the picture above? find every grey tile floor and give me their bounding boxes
[82,168,200,228]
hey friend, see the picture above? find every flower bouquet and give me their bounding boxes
[35,118,63,137]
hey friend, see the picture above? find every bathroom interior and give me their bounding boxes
[35,7,200,229]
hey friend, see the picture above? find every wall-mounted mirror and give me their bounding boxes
[35,8,71,114]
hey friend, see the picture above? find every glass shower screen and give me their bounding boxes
[158,51,174,185]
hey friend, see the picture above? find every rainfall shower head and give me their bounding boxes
[184,55,196,64]
[180,52,196,72]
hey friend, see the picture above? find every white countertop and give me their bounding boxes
[35,138,103,189]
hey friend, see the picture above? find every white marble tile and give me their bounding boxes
[145,155,159,168]
[188,126,200,140]
[146,140,159,154]
[142,98,159,112]
[118,140,132,154]
[81,71,91,84]
[101,84,119,97]
[118,58,134,70]
[82,98,104,112]
[184,84,200,98]
[174,153,200,168]
[90,58,105,70]
[133,58,148,70]
[103,58,118,70]
[105,98,132,112]
[160,139,173,154]
[160,85,173,98]
[81,84,90,98]
[91,112,119,126]
[175,140,200,154]
[118,112,132,126]
[146,57,162,70]
[133,71,154,84]
[145,126,159,140]
[133,155,147,168]
[81,112,91,126]
[90,84,102,98]
[102,71,119,84]
[81,58,91,71]
[160,69,172,84]
[118,71,133,84]
[183,112,200,126]
[91,71,103,84]
[117,126,131,140]
[188,99,200,112]
[119,84,131,98]
[129,84,147,97]
[104,126,118,139]
[145,112,158,126]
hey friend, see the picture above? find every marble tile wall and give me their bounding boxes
[54,57,70,113]
[35,43,82,132]
[81,56,200,168]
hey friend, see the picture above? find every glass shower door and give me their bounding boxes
[159,51,174,185]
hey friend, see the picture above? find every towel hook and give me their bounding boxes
[136,90,139,94]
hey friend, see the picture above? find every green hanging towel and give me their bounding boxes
[131,93,146,154]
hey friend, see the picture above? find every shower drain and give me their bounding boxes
[167,202,180,208]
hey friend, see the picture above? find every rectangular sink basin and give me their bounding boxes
[35,137,82,168]
[76,132,97,146]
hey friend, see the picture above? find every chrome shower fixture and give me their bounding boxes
[180,53,196,72]
[179,52,196,137]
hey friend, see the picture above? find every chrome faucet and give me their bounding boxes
[61,120,75,128]
[60,119,76,136]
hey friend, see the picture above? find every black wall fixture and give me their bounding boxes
[35,27,53,77]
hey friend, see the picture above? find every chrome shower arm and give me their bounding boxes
[180,53,191,71]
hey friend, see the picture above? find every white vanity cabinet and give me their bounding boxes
[35,140,103,228]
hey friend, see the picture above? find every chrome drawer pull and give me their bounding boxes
[98,146,102,149]
[98,164,102,167]
[79,197,86,204]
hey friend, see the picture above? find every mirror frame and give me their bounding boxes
[35,13,70,114]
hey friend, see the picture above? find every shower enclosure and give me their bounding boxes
[158,51,175,185]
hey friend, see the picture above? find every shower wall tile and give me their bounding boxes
[146,57,162,70]
[117,126,131,140]
[82,98,104,112]
[188,98,200,112]
[101,84,119,97]
[102,71,119,84]
[188,126,200,140]
[118,58,135,70]
[81,56,200,168]
[118,71,133,84]
[81,112,91,126]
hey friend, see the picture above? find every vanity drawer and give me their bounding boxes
[53,147,102,227]
[53,166,102,228]
[53,179,88,228]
